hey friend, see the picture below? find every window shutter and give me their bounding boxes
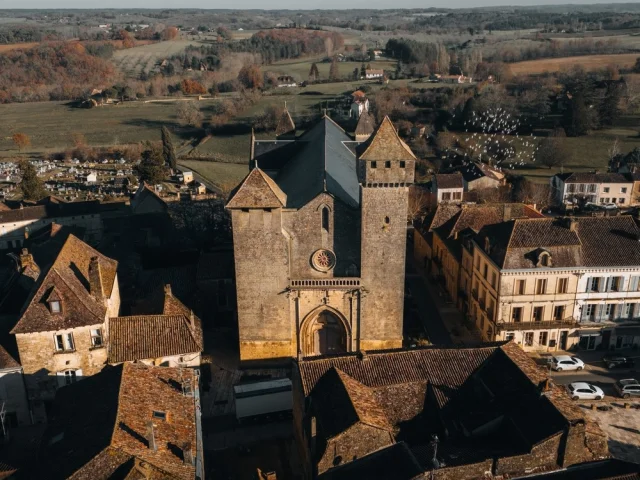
[601,278,608,293]
[586,277,592,292]
[632,276,639,292]
[596,304,604,320]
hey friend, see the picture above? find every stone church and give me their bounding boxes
[227,111,416,360]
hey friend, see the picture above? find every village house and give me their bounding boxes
[0,345,30,430]
[451,161,506,191]
[364,69,384,79]
[276,75,298,87]
[350,91,369,119]
[550,172,634,209]
[10,234,119,422]
[130,183,169,215]
[108,284,203,367]
[439,74,473,84]
[38,362,203,479]
[0,199,103,250]
[428,203,543,312]
[292,342,608,479]
[430,173,464,204]
[471,216,640,352]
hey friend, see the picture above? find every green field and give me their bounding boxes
[178,159,248,192]
[263,59,396,81]
[0,100,222,156]
[112,40,204,78]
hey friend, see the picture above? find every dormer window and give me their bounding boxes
[537,250,552,268]
[50,300,61,313]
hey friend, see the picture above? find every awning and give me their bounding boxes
[614,327,640,336]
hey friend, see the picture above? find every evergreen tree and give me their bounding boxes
[329,56,339,81]
[161,126,177,170]
[309,62,319,81]
[137,142,166,185]
[599,81,624,127]
[18,159,46,201]
[360,62,367,79]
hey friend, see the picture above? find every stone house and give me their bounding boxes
[550,172,634,209]
[38,362,202,479]
[131,183,168,215]
[472,216,640,352]
[10,234,119,422]
[228,116,415,361]
[108,285,203,367]
[292,342,608,479]
[431,173,463,204]
[364,69,383,79]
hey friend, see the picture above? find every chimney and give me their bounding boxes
[358,350,369,362]
[88,256,104,300]
[503,204,512,222]
[566,217,577,232]
[164,284,172,297]
[189,310,195,330]
[19,248,33,270]
[540,378,552,393]
[146,421,157,451]
[182,442,194,466]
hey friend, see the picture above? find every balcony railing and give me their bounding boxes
[496,317,579,331]
[289,278,361,289]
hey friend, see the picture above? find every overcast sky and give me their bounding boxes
[0,0,624,9]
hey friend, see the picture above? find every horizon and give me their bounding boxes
[0,0,632,10]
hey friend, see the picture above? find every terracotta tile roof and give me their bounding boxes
[11,234,118,334]
[354,111,375,137]
[275,108,295,137]
[226,167,286,209]
[428,204,462,231]
[40,363,198,480]
[108,314,202,364]
[0,344,20,369]
[435,173,463,189]
[312,367,393,438]
[356,116,416,162]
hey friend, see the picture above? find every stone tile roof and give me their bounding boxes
[107,314,202,364]
[435,173,463,189]
[428,204,462,231]
[555,172,631,184]
[354,111,375,137]
[275,108,295,137]
[131,183,168,214]
[312,367,393,438]
[11,234,118,334]
[226,167,287,209]
[0,199,101,224]
[479,216,640,269]
[40,363,198,480]
[0,345,19,370]
[356,116,416,162]
[318,442,423,480]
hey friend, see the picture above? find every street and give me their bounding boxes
[406,273,453,345]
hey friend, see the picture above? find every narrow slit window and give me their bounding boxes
[385,161,391,168]
[322,207,330,232]
[384,216,390,225]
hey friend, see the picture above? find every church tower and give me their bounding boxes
[356,117,416,351]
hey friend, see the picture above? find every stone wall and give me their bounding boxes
[231,209,291,361]
[359,186,408,347]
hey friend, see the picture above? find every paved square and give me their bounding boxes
[582,402,640,463]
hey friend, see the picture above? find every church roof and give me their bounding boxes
[355,111,375,137]
[275,108,296,137]
[226,167,287,209]
[356,116,416,162]
[274,116,360,209]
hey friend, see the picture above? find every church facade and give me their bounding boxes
[227,113,415,360]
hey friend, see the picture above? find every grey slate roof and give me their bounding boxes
[275,116,360,208]
[554,172,631,184]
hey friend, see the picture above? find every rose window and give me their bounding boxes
[312,249,336,272]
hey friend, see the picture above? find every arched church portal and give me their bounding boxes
[301,310,349,357]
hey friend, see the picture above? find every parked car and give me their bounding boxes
[567,382,604,400]
[602,355,635,369]
[614,379,640,399]
[551,355,585,372]
[603,203,618,210]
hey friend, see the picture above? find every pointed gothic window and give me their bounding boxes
[322,207,330,232]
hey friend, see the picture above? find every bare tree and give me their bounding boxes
[176,100,204,127]
[607,137,620,162]
[408,185,431,223]
[537,134,568,169]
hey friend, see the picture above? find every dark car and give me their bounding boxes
[602,354,635,369]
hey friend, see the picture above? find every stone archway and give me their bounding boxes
[301,309,349,357]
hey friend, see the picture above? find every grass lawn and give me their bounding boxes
[177,159,248,191]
